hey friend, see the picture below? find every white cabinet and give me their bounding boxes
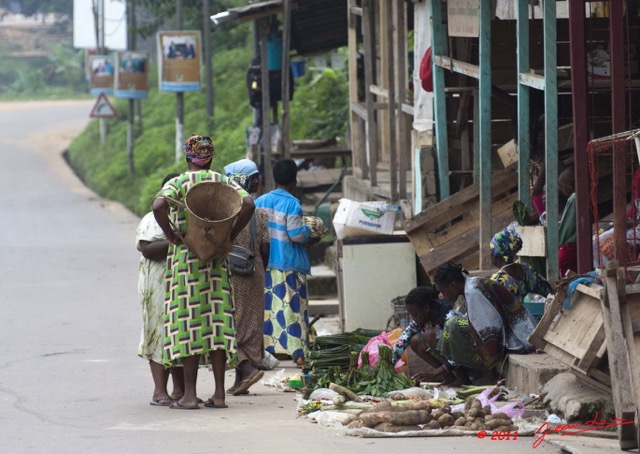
[336,236,417,332]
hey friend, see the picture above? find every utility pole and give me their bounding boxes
[126,0,135,175]
[175,0,184,162]
[96,0,107,145]
[203,0,213,132]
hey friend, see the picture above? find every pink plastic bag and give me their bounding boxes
[477,387,526,418]
[357,332,390,368]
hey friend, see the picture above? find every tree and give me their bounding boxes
[0,0,73,17]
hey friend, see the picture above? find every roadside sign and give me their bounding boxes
[90,93,117,118]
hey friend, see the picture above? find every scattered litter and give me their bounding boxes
[546,414,566,424]
[262,368,288,390]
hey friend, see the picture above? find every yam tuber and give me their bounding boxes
[418,410,432,424]
[437,414,455,428]
[374,422,422,433]
[388,410,421,426]
[454,416,467,427]
[432,409,445,420]
[360,412,388,427]
[485,418,513,430]
[426,420,441,430]
[347,419,364,429]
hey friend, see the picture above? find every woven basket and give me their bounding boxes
[184,182,242,262]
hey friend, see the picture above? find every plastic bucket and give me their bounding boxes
[184,182,242,262]
[291,60,305,78]
[524,300,545,324]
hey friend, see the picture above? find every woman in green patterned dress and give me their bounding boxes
[153,135,255,410]
[489,228,552,300]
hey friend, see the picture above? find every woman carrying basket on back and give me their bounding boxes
[153,134,255,410]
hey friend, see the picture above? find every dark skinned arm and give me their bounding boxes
[138,239,170,261]
[152,197,180,245]
[229,196,255,242]
[260,242,270,267]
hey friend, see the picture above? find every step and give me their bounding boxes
[307,264,337,298]
[505,353,569,395]
[308,298,339,317]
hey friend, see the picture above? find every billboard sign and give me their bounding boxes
[89,54,115,95]
[157,31,202,92]
[73,0,127,50]
[115,51,149,99]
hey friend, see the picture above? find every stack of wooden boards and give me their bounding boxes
[530,261,640,450]
[404,165,518,277]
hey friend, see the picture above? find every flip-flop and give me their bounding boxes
[204,398,228,409]
[150,397,174,406]
[226,386,249,395]
[232,370,264,396]
[169,401,200,410]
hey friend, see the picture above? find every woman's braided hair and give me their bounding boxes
[433,261,468,287]
[404,285,439,309]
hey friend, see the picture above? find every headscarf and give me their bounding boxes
[184,134,215,167]
[490,229,523,263]
[224,158,259,190]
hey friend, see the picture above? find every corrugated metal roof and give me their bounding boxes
[291,0,348,56]
[210,0,348,56]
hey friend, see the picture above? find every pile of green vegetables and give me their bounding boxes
[305,333,414,398]
[305,329,379,372]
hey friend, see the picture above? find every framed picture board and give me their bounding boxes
[115,51,149,99]
[89,54,115,95]
[157,30,202,92]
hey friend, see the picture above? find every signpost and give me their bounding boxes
[90,93,117,118]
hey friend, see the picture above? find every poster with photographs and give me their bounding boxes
[157,31,202,92]
[90,54,115,95]
[115,51,149,98]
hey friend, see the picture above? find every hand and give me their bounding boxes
[411,371,441,385]
[305,236,322,248]
[168,231,182,246]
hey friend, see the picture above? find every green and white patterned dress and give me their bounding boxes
[158,170,249,366]
[136,212,167,364]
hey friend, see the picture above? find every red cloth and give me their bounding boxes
[532,194,545,217]
[419,47,433,92]
[559,243,578,278]
[627,168,640,220]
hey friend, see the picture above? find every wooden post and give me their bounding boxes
[603,263,638,450]
[430,0,449,199]
[473,88,479,184]
[386,0,398,201]
[516,0,530,207]
[348,0,367,179]
[478,0,492,270]
[544,0,559,280]
[281,0,292,159]
[610,2,627,266]
[363,0,377,187]
[395,0,408,200]
[568,0,592,272]
[260,19,274,191]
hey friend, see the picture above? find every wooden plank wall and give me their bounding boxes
[404,165,518,277]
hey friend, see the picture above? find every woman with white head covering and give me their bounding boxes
[224,159,270,395]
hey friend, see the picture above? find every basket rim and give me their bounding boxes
[184,182,243,223]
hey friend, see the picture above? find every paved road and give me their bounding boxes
[0,100,567,453]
